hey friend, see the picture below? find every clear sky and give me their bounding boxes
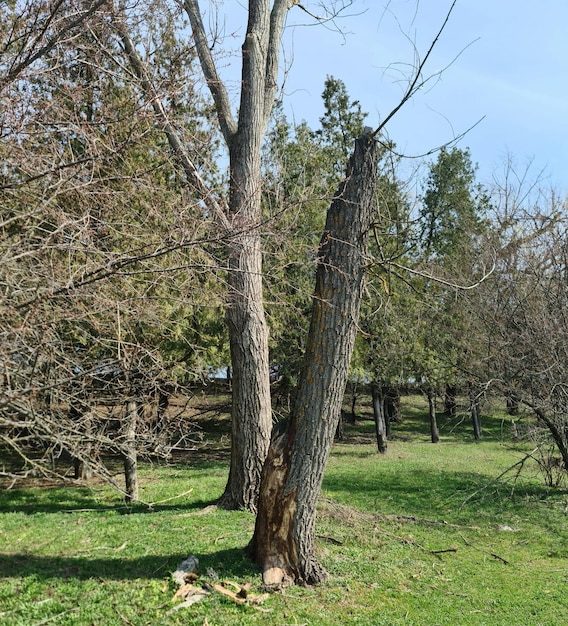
[219,1,568,193]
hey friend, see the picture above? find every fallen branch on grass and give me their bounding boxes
[169,555,270,613]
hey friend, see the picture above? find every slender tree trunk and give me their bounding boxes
[371,383,388,454]
[427,388,440,443]
[350,383,358,423]
[470,392,482,441]
[217,136,272,513]
[506,393,519,416]
[70,405,94,480]
[444,384,457,417]
[527,404,568,471]
[250,133,378,586]
[123,399,139,502]
[384,385,401,423]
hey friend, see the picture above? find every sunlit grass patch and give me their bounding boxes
[1,395,567,625]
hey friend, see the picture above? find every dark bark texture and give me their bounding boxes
[250,133,379,586]
[371,383,388,454]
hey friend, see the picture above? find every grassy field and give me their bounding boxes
[1,395,567,625]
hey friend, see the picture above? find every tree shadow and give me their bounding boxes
[0,547,259,582]
[322,465,558,521]
[0,485,220,515]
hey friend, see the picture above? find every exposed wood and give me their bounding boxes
[251,132,379,585]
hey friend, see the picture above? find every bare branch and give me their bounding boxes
[0,0,111,90]
[115,18,230,231]
[370,0,459,138]
[181,0,238,142]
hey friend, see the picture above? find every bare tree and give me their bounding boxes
[0,1,217,491]
[467,162,568,478]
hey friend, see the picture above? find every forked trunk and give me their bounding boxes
[250,134,378,585]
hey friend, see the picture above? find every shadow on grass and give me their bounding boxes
[323,465,557,521]
[0,487,221,515]
[0,547,259,582]
[0,455,228,515]
[344,413,513,446]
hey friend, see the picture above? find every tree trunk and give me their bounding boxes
[444,384,457,417]
[250,133,378,586]
[123,399,139,503]
[470,392,482,441]
[427,388,440,443]
[130,0,293,513]
[350,382,358,423]
[384,385,401,423]
[527,403,568,471]
[371,383,388,454]
[506,393,519,416]
[186,0,288,513]
[217,138,272,513]
[70,405,94,480]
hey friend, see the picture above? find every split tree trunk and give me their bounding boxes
[250,133,378,586]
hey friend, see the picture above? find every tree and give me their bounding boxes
[262,77,367,396]
[167,5,362,510]
[414,147,491,439]
[250,132,378,585]
[467,166,568,476]
[0,1,219,491]
[419,147,487,262]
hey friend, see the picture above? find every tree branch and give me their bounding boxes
[370,0,459,138]
[0,0,111,90]
[115,19,230,231]
[181,0,238,143]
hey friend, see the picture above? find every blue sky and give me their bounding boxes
[219,1,568,192]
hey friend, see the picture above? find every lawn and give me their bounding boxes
[1,395,567,625]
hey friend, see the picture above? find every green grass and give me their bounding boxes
[1,396,567,625]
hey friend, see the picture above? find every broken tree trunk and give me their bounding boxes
[250,132,378,586]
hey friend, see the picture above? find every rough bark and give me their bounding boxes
[250,133,378,585]
[122,1,295,512]
[183,0,293,512]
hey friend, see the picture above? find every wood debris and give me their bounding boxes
[169,555,270,613]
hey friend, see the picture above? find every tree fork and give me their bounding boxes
[250,132,378,585]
